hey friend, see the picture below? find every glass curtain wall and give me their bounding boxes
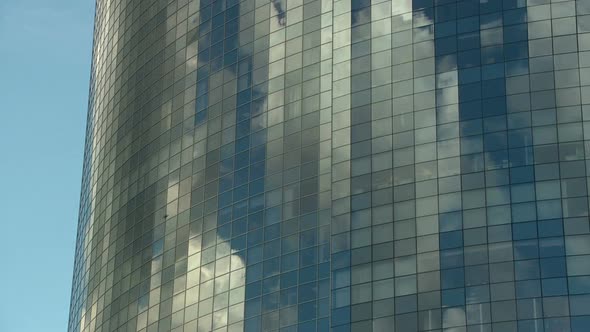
[69,0,590,331]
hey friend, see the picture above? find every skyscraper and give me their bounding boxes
[69,0,590,331]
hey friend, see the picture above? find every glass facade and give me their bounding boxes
[69,0,590,331]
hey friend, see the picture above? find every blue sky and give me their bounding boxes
[0,1,94,331]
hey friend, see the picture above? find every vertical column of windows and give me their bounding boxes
[330,0,353,330]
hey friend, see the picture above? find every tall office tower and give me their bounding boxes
[69,0,590,331]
